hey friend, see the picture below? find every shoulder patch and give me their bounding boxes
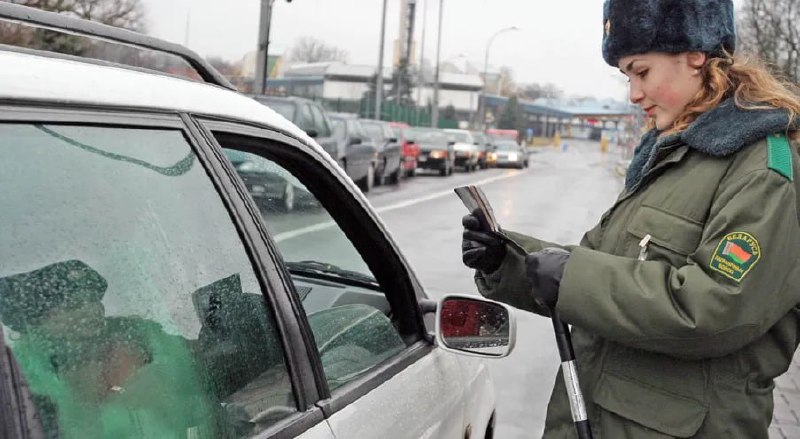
[709,232,761,282]
[767,133,793,182]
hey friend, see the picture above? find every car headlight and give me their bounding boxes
[430,150,443,159]
[508,153,518,161]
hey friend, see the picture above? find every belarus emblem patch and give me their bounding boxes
[709,232,761,282]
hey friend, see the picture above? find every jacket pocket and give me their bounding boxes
[593,373,708,438]
[626,205,703,263]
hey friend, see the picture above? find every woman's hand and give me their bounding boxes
[461,213,506,273]
[525,247,571,308]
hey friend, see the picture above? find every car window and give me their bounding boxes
[297,104,315,132]
[258,99,296,122]
[348,120,369,139]
[447,131,472,143]
[360,122,384,141]
[218,142,407,392]
[0,123,296,438]
[330,118,346,139]
[309,105,332,138]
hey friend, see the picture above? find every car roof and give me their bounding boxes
[0,50,312,144]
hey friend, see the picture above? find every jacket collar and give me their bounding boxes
[625,99,797,190]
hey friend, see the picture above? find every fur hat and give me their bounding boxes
[0,260,107,331]
[602,0,736,67]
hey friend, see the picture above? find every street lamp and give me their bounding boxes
[254,0,293,95]
[478,26,518,129]
[431,0,444,128]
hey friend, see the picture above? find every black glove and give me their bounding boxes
[461,213,506,273]
[525,247,571,308]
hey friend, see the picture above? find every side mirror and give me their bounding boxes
[389,137,398,143]
[435,295,515,358]
[474,141,480,145]
[348,137,362,146]
[447,141,456,146]
[306,129,319,138]
[406,139,416,144]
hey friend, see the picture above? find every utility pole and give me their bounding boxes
[431,0,443,128]
[375,0,388,120]
[416,0,427,108]
[254,0,276,95]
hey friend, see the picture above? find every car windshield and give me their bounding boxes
[408,129,447,144]
[495,142,520,151]
[257,99,295,121]
[447,131,471,143]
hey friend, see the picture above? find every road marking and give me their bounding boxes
[273,170,524,243]
[374,171,522,214]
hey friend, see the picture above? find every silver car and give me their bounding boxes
[0,4,515,439]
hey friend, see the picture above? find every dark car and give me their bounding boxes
[405,127,455,176]
[360,119,403,186]
[492,139,529,169]
[328,114,379,192]
[470,131,494,169]
[388,121,420,177]
[250,95,339,158]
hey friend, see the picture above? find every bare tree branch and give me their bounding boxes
[289,36,349,64]
[739,0,800,82]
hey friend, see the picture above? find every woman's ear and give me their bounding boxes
[686,52,708,69]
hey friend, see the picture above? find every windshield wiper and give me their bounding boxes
[285,260,379,287]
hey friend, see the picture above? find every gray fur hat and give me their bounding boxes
[602,0,736,67]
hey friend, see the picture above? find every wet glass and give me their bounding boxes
[439,298,510,357]
[218,143,407,392]
[0,123,296,438]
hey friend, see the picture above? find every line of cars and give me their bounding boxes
[251,95,530,194]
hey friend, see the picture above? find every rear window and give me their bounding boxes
[255,99,296,121]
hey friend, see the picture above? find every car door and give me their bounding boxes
[0,105,333,439]
[197,119,470,439]
[345,119,375,182]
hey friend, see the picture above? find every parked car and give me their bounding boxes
[405,127,455,176]
[360,119,403,186]
[250,95,338,158]
[328,113,379,193]
[444,129,480,172]
[492,139,530,169]
[388,121,420,177]
[471,130,494,169]
[0,4,514,439]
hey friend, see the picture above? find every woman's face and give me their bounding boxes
[619,52,706,130]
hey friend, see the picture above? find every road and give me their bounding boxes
[368,138,623,437]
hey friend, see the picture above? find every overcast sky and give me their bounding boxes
[142,0,745,101]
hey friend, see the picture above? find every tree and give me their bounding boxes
[207,56,241,77]
[289,36,350,64]
[497,94,522,130]
[1,0,146,55]
[498,66,517,97]
[10,0,145,31]
[518,82,563,101]
[738,0,800,82]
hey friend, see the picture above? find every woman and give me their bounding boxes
[462,0,800,437]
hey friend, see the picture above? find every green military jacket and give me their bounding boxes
[476,101,800,438]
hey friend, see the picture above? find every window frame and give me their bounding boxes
[0,102,327,439]
[192,116,435,417]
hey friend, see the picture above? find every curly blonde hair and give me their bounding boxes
[660,52,800,143]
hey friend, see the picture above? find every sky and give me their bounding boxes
[141,0,746,101]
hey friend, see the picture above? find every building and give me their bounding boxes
[265,62,483,121]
